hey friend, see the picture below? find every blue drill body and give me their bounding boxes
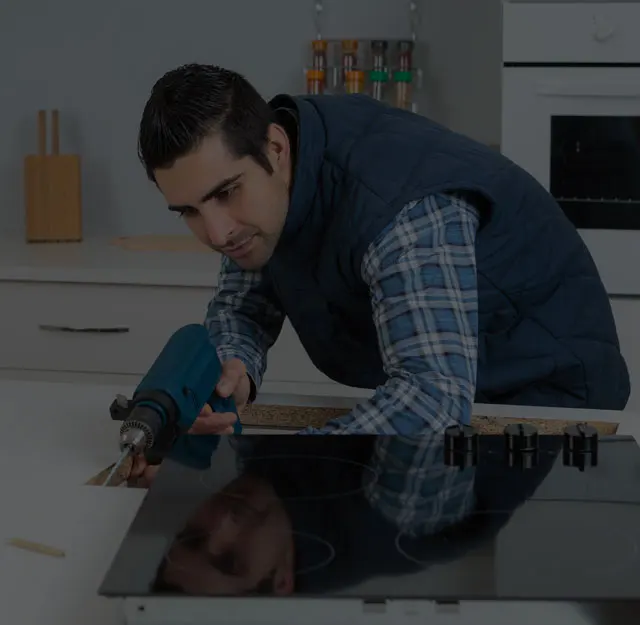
[110,323,242,469]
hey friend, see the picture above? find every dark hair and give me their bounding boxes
[137,63,274,181]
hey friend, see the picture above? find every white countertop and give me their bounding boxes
[1,378,639,625]
[0,234,637,297]
[0,237,222,288]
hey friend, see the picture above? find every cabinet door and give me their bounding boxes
[0,281,350,395]
[610,297,640,412]
[0,281,210,375]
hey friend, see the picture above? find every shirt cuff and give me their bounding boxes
[215,346,261,403]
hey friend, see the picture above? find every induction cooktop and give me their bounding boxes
[99,423,640,610]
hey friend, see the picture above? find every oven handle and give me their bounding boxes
[536,82,640,99]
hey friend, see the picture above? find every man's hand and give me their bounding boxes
[194,357,251,431]
[127,358,252,488]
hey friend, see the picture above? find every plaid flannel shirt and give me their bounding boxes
[205,193,480,533]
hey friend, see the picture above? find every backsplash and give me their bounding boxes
[0,0,502,238]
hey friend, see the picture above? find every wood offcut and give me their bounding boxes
[6,537,66,558]
[239,404,619,434]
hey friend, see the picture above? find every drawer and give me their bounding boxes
[503,3,640,64]
[0,282,211,375]
[0,281,338,388]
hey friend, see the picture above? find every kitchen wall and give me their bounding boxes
[0,0,502,238]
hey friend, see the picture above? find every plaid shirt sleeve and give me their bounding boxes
[298,192,481,534]
[204,255,285,394]
[301,192,480,435]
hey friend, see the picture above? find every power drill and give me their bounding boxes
[108,323,243,473]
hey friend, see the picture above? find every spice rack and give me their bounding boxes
[304,38,423,112]
[303,1,423,112]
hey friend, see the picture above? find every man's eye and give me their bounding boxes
[177,207,197,218]
[217,186,237,202]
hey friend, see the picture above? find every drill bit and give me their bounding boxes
[102,447,132,486]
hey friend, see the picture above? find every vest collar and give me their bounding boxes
[269,94,326,249]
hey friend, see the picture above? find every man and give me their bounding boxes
[130,62,629,482]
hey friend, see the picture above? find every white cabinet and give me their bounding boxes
[503,2,640,65]
[2,267,635,408]
[610,297,640,412]
[0,279,340,395]
[0,281,208,375]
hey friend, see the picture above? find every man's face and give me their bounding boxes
[154,124,292,270]
[160,475,295,596]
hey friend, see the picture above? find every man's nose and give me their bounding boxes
[201,206,236,248]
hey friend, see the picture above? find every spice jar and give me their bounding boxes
[345,70,365,94]
[306,69,325,95]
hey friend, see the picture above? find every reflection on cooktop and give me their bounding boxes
[199,453,378,500]
[99,427,640,602]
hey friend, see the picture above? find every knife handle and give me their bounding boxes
[51,110,59,155]
[37,110,46,156]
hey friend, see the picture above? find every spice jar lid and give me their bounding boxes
[393,70,413,83]
[369,70,389,82]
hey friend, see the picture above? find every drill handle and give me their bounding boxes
[168,391,243,470]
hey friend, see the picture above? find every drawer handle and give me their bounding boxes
[38,324,130,334]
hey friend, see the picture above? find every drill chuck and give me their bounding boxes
[118,404,165,453]
[119,423,151,454]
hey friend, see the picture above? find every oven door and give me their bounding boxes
[501,66,640,295]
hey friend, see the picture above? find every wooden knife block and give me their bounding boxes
[24,109,82,242]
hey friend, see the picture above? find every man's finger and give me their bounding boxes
[143,464,160,482]
[188,412,237,434]
[200,403,213,416]
[129,454,146,478]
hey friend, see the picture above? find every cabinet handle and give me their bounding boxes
[38,324,130,334]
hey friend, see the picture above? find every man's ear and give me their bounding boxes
[272,564,294,596]
[272,544,295,595]
[267,123,290,163]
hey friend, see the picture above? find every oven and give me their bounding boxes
[500,1,640,296]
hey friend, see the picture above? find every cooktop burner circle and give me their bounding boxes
[199,454,377,501]
[292,530,336,575]
[394,524,470,566]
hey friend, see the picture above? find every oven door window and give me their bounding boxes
[550,115,640,229]
[501,67,640,231]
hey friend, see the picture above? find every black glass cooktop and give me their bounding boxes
[99,426,640,602]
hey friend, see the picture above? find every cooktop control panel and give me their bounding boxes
[444,423,599,471]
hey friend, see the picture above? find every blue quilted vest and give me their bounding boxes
[265,94,630,410]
